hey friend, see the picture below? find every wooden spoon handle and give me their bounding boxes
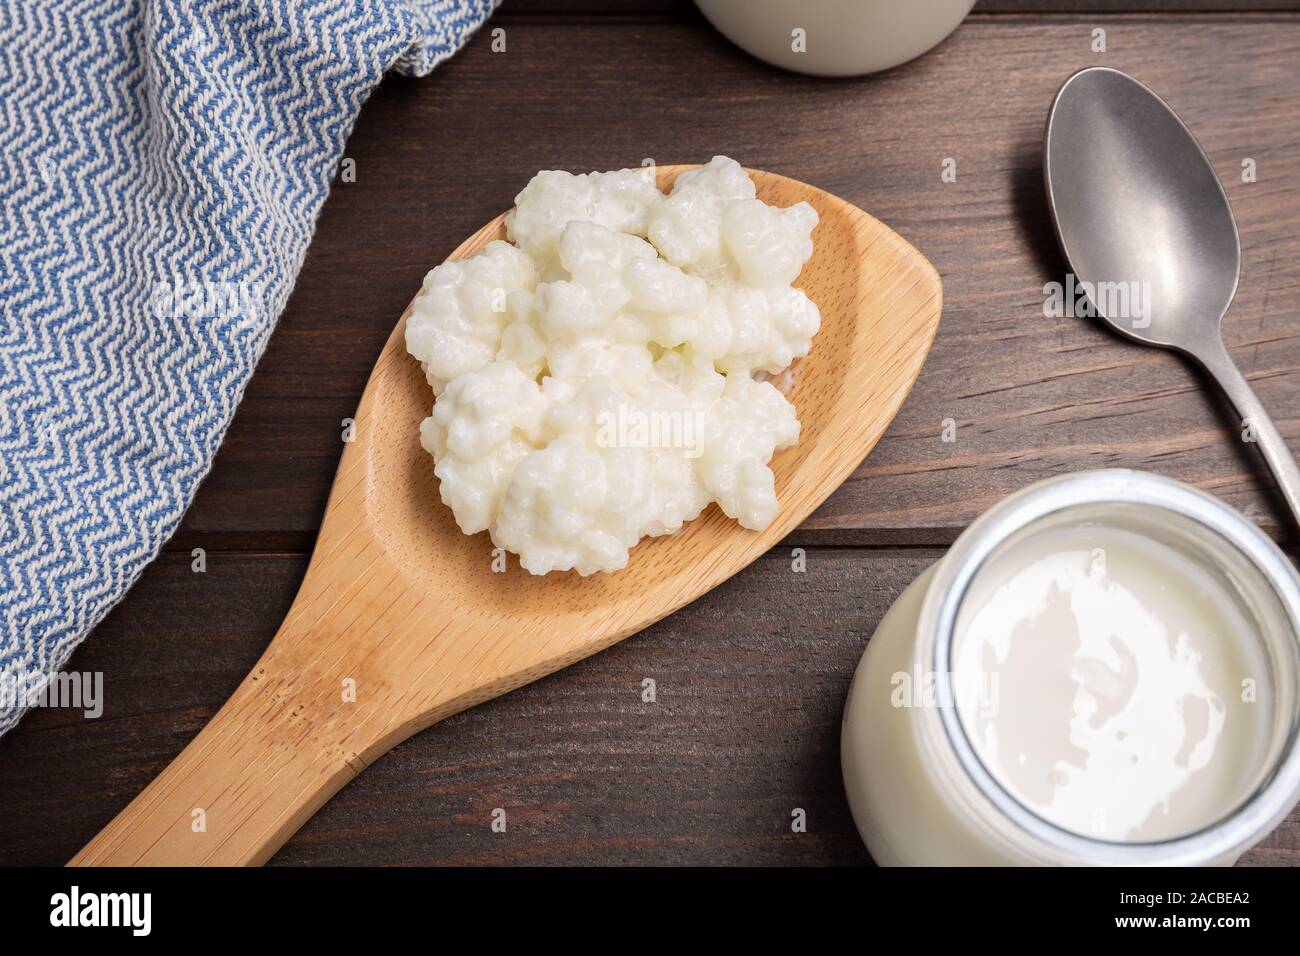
[69,615,390,866]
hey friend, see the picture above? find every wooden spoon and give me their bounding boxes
[70,165,942,866]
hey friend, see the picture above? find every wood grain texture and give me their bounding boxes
[68,168,941,865]
[4,549,1297,866]
[173,14,1300,552]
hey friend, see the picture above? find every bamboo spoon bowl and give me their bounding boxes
[71,165,942,866]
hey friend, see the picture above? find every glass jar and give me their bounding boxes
[841,469,1300,865]
[694,0,976,78]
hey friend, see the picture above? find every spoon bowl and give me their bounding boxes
[1045,67,1300,527]
[70,165,943,866]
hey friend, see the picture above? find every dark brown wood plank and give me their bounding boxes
[0,549,884,866]
[1,549,1296,866]
[173,15,1300,552]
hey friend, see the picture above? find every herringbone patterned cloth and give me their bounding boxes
[0,0,496,736]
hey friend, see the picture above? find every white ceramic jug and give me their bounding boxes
[696,0,976,77]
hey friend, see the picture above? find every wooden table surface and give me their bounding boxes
[3,0,1299,867]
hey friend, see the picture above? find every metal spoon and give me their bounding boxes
[1044,66,1300,528]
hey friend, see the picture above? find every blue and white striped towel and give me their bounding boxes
[0,0,496,736]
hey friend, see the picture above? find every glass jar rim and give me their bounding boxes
[918,468,1300,865]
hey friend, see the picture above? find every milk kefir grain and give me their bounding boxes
[406,158,821,575]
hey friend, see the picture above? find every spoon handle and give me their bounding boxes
[1196,339,1300,531]
[67,545,454,866]
[66,617,388,866]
